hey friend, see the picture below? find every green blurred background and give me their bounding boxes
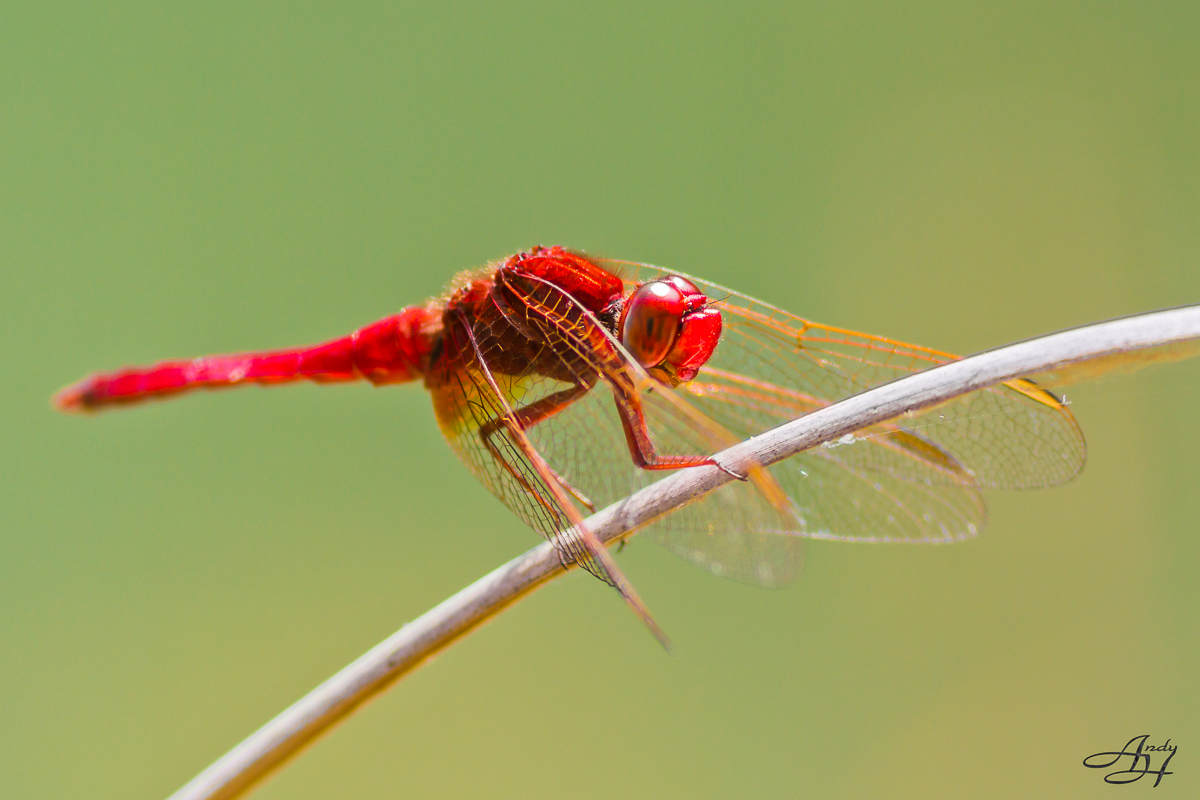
[3,3,1198,798]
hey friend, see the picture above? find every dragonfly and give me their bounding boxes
[56,246,1086,646]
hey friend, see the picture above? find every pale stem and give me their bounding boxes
[167,304,1200,800]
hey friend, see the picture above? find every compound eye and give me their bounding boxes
[620,281,687,368]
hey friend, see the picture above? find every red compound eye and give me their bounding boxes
[620,281,687,369]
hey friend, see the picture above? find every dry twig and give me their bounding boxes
[168,304,1200,800]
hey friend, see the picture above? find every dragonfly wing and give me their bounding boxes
[428,356,581,560]
[668,356,991,542]
[769,450,986,542]
[636,478,805,587]
[638,438,984,583]
[608,260,1087,491]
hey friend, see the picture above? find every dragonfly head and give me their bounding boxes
[619,276,722,386]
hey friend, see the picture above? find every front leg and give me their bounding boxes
[609,382,728,472]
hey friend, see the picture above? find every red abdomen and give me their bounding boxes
[55,306,439,412]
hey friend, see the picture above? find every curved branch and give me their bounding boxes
[167,304,1200,800]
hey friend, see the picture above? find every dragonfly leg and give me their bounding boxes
[478,382,597,512]
[610,383,725,472]
[618,382,793,513]
[711,461,749,481]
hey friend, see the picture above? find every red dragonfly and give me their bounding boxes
[56,246,1086,645]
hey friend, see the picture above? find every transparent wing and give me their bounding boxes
[606,259,1087,492]
[521,378,807,587]
[636,477,805,587]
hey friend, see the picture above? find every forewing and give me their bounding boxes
[609,260,1087,492]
